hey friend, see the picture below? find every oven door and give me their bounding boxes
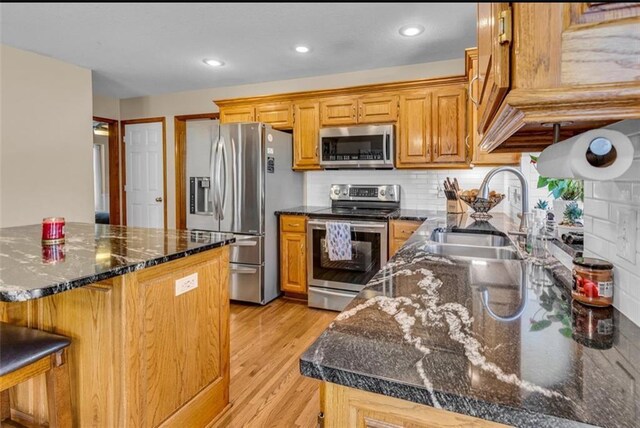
[319,125,394,169]
[307,219,388,292]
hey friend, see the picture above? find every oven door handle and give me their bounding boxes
[307,221,387,229]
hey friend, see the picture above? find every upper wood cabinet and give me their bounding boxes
[220,105,255,124]
[478,2,640,153]
[320,95,398,127]
[397,83,469,169]
[256,102,293,129]
[477,2,511,135]
[358,95,398,124]
[293,101,321,170]
[466,48,520,166]
[397,91,432,166]
[320,97,358,126]
[431,85,467,164]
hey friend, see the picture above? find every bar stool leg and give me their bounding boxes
[0,390,10,422]
[45,350,72,428]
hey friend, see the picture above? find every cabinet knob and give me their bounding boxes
[155,197,163,202]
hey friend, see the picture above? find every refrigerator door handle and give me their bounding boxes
[218,138,228,220]
[209,129,220,220]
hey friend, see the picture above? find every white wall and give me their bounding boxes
[583,123,640,326]
[119,58,465,228]
[0,45,94,227]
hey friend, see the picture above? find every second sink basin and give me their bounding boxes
[430,230,509,247]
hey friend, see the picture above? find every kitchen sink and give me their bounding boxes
[429,230,509,247]
[424,243,521,260]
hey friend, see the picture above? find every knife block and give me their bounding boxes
[447,198,465,214]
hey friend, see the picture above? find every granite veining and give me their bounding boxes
[0,223,235,302]
[274,206,330,216]
[301,213,639,428]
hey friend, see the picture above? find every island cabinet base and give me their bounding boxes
[0,247,230,428]
[320,382,508,428]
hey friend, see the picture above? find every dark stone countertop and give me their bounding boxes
[274,206,330,216]
[0,223,235,302]
[389,209,440,222]
[301,213,639,428]
[276,206,437,222]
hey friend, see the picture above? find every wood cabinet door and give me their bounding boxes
[357,95,398,124]
[280,231,306,295]
[320,97,358,126]
[220,106,255,124]
[256,102,293,129]
[477,2,511,134]
[293,101,321,169]
[431,85,467,164]
[468,51,520,165]
[397,91,432,167]
[138,253,226,427]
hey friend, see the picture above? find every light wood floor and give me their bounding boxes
[213,298,337,428]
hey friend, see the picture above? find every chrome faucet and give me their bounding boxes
[478,166,529,232]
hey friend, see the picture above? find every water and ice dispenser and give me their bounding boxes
[189,177,214,215]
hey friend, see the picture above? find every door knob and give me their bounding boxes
[155,197,163,202]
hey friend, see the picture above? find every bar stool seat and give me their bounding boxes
[0,322,72,427]
[0,322,70,376]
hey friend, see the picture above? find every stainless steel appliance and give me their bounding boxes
[319,125,394,169]
[307,184,400,311]
[186,120,303,304]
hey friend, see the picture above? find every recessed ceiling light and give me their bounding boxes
[203,58,225,67]
[399,25,425,37]
[295,46,310,54]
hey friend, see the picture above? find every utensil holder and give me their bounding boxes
[447,198,465,214]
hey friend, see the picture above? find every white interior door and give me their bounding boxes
[125,122,164,228]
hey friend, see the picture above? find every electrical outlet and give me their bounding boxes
[616,208,637,264]
[175,272,198,296]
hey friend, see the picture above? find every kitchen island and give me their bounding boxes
[301,213,639,428]
[0,223,235,427]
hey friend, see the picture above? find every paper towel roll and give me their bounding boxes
[536,128,634,181]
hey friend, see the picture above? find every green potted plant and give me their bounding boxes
[530,155,584,224]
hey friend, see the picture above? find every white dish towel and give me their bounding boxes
[325,222,352,261]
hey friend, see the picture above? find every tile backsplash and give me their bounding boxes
[304,168,508,210]
[583,124,640,327]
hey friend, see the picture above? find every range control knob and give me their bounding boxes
[333,189,340,195]
[380,189,386,196]
[342,190,347,195]
[389,191,394,197]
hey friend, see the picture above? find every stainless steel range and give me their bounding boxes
[307,184,400,311]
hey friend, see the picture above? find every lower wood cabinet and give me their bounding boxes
[321,382,507,428]
[280,215,307,295]
[389,220,422,257]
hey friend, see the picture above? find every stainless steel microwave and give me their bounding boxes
[319,124,394,169]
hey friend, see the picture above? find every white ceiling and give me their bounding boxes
[0,3,476,99]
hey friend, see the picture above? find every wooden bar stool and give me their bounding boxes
[0,322,72,427]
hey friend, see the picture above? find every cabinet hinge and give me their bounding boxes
[498,8,512,45]
[317,412,324,428]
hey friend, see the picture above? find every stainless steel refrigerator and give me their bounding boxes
[186,121,303,304]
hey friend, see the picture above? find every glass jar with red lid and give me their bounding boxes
[572,256,614,307]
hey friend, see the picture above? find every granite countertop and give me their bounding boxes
[301,213,639,428]
[275,206,437,222]
[0,223,235,302]
[274,206,330,216]
[389,209,440,222]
